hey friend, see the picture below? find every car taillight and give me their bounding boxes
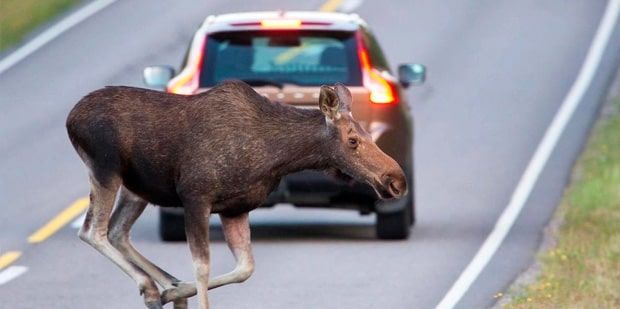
[167,36,207,95]
[230,20,331,28]
[260,19,302,28]
[357,33,398,104]
[168,74,198,95]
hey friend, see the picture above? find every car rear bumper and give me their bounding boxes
[263,170,377,213]
[161,169,411,216]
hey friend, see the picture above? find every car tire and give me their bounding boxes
[159,209,186,241]
[376,200,412,240]
[375,169,415,240]
[409,170,417,226]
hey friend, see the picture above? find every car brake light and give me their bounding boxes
[260,19,302,28]
[230,20,331,28]
[168,73,198,95]
[167,37,207,95]
[357,33,398,104]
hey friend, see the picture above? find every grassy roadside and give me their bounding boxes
[504,96,620,307]
[0,0,80,51]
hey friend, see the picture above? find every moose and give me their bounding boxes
[66,80,407,309]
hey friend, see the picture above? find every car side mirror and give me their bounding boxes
[398,63,426,88]
[143,65,175,89]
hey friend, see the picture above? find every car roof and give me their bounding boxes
[202,11,365,33]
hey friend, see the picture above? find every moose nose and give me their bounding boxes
[381,171,407,199]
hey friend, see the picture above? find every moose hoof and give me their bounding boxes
[173,298,188,309]
[161,282,197,304]
[145,300,163,309]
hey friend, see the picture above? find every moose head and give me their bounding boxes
[319,83,407,200]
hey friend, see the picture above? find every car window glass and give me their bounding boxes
[200,31,362,87]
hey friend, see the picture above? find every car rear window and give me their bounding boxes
[199,30,362,87]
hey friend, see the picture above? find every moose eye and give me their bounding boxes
[348,138,359,148]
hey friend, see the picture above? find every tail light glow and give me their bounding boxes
[260,19,302,28]
[230,20,331,28]
[167,36,207,95]
[357,32,398,104]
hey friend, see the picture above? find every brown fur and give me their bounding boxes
[66,80,406,309]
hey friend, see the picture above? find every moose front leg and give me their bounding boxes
[208,212,254,289]
[162,212,254,306]
[183,199,212,309]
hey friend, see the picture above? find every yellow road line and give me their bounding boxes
[0,251,22,270]
[319,0,343,12]
[28,197,90,243]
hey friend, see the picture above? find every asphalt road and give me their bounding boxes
[1,0,619,308]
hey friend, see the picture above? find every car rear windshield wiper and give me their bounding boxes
[240,79,301,89]
[240,79,283,88]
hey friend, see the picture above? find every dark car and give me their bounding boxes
[143,11,426,240]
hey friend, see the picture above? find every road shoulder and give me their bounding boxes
[497,66,620,308]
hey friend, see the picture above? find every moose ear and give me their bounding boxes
[319,85,340,120]
[334,83,352,113]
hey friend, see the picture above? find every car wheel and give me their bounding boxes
[375,169,415,239]
[409,170,416,226]
[159,209,186,241]
[376,200,412,239]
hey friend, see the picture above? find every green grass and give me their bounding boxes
[504,97,620,308]
[0,0,80,51]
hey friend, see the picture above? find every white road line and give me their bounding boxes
[71,213,86,229]
[0,0,117,75]
[0,266,28,285]
[435,1,620,308]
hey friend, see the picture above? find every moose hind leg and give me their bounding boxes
[108,187,183,287]
[79,177,162,309]
[208,212,254,290]
[108,187,195,309]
